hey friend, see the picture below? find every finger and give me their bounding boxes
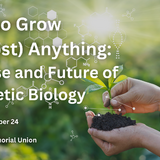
[86,115,93,128]
[88,128,113,142]
[111,90,133,108]
[91,136,106,148]
[88,111,95,117]
[102,91,110,108]
[91,135,110,153]
[85,111,95,117]
[103,78,129,108]
[114,106,126,115]
[111,79,129,98]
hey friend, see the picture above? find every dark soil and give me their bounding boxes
[91,112,136,131]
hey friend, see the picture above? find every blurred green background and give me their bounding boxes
[0,0,160,159]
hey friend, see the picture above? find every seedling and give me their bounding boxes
[82,65,127,114]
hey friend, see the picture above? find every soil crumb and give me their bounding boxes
[91,112,136,131]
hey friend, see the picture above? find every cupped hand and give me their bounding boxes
[86,111,147,156]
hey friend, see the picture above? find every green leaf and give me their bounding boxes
[108,76,114,89]
[108,65,124,89]
[85,84,105,95]
[116,65,123,77]
[82,76,107,88]
[114,75,127,84]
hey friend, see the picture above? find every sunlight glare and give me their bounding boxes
[87,13,115,36]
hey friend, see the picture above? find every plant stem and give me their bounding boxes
[108,89,113,114]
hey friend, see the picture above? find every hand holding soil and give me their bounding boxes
[86,111,160,157]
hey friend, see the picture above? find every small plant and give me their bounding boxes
[82,65,127,114]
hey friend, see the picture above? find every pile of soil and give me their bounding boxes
[91,112,136,131]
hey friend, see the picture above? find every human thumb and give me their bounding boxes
[110,91,133,108]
